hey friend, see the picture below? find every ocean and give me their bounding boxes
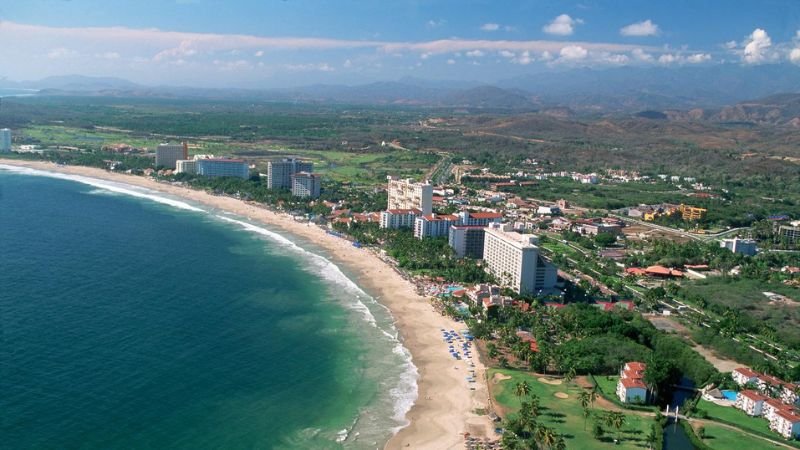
[0,166,416,449]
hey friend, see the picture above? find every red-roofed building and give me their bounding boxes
[733,367,760,386]
[736,390,768,416]
[617,361,649,403]
[645,265,683,277]
[625,267,648,277]
[414,213,460,239]
[770,408,800,439]
[380,208,421,229]
[764,398,793,422]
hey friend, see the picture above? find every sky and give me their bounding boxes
[1,0,799,88]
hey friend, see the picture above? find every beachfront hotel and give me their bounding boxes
[387,176,433,215]
[155,142,188,169]
[267,158,313,190]
[482,223,557,295]
[196,158,249,179]
[291,171,321,198]
[449,225,486,258]
[380,208,421,229]
[0,128,11,152]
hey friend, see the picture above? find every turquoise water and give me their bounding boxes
[721,390,738,401]
[0,166,415,449]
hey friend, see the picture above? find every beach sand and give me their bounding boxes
[0,159,493,450]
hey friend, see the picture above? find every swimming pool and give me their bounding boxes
[721,389,738,401]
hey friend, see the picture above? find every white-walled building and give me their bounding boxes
[380,208,421,229]
[616,362,649,404]
[732,367,760,386]
[736,390,767,416]
[155,143,187,169]
[387,176,432,215]
[449,225,486,258]
[175,159,198,175]
[291,172,321,198]
[482,223,557,295]
[414,214,459,239]
[0,128,11,152]
[771,408,800,439]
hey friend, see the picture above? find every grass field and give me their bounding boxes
[698,422,787,450]
[490,368,656,449]
[696,399,772,436]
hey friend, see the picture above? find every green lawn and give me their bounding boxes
[490,369,656,449]
[696,399,772,436]
[699,422,786,450]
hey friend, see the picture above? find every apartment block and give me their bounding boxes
[387,176,433,215]
[482,223,557,295]
[267,158,313,190]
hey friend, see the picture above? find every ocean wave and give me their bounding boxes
[0,165,206,212]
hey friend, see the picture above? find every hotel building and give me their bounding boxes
[482,223,557,295]
[155,143,188,169]
[380,209,421,229]
[197,159,249,179]
[616,362,649,404]
[0,128,11,152]
[267,158,313,190]
[414,214,459,239]
[387,176,433,215]
[291,172,321,198]
[449,225,487,259]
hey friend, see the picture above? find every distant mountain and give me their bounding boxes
[30,75,141,91]
[499,65,800,112]
[441,85,539,110]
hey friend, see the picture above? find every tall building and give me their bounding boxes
[482,223,557,295]
[779,223,800,244]
[720,238,758,256]
[155,143,188,169]
[387,176,433,215]
[449,225,486,259]
[0,128,11,152]
[196,159,249,179]
[175,159,198,175]
[291,172,321,198]
[267,158,313,189]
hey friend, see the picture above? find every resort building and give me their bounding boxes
[617,362,648,404]
[771,408,800,439]
[764,398,791,422]
[414,214,459,239]
[449,225,486,259]
[482,223,558,295]
[155,142,188,169]
[0,128,10,152]
[175,159,198,175]
[736,390,767,416]
[196,159,249,179]
[720,238,758,256]
[380,208,421,229]
[387,176,433,215]
[267,158,313,190]
[732,367,760,386]
[678,204,707,221]
[291,172,321,198]
[779,224,800,245]
[457,211,503,226]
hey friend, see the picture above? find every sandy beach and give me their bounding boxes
[0,159,493,449]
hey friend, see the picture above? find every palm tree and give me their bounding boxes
[606,411,626,443]
[553,436,567,450]
[582,407,591,431]
[646,428,658,450]
[540,426,558,449]
[515,381,531,399]
[578,391,591,410]
[501,432,522,450]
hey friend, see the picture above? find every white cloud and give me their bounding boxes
[658,53,679,64]
[343,59,352,68]
[600,53,629,64]
[724,40,737,49]
[499,50,515,58]
[513,50,533,65]
[426,19,446,28]
[420,52,433,59]
[559,45,588,60]
[631,48,653,62]
[543,14,583,36]
[686,53,711,63]
[284,62,335,72]
[47,47,78,59]
[540,51,553,61]
[446,59,456,65]
[742,28,772,64]
[480,23,500,32]
[466,49,485,58]
[254,50,264,57]
[96,51,120,60]
[620,20,659,37]
[790,48,800,64]
[153,39,197,62]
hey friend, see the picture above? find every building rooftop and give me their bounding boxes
[620,378,647,389]
[738,390,767,402]
[734,367,759,378]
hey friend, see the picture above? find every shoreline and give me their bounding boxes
[0,159,493,449]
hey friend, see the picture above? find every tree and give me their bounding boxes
[594,232,617,247]
[604,411,626,443]
[515,381,532,399]
[582,407,591,431]
[592,422,604,440]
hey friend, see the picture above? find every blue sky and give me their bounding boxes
[1,0,799,87]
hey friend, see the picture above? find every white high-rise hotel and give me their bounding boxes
[483,223,557,295]
[387,176,433,215]
[0,128,11,152]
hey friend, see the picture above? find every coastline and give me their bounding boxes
[0,159,493,449]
